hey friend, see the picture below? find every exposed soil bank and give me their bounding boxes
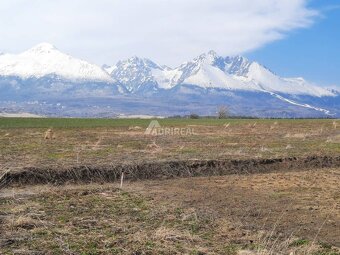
[1,156,339,188]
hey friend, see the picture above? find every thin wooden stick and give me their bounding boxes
[120,172,124,189]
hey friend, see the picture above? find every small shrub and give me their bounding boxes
[189,113,200,119]
[290,239,310,247]
[223,244,239,255]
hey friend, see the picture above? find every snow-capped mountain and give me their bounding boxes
[245,62,333,97]
[106,50,333,97]
[169,51,259,91]
[0,43,113,82]
[0,43,339,117]
[107,57,161,92]
[106,56,181,91]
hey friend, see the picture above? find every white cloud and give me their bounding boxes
[0,0,317,66]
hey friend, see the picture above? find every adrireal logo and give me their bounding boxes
[145,120,195,136]
[145,120,162,135]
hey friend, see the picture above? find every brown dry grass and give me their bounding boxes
[0,168,339,254]
[0,119,339,254]
[0,119,339,173]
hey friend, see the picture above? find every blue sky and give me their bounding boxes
[0,0,338,87]
[247,0,340,87]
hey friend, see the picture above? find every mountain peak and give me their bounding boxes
[27,43,58,54]
[115,56,161,71]
[108,56,163,92]
[127,56,142,62]
[126,56,159,67]
[196,50,218,64]
[207,50,217,57]
[0,43,112,82]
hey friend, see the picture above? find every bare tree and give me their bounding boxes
[218,106,229,119]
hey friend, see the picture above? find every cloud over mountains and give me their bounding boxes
[0,0,317,66]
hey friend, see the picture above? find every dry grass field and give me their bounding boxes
[0,118,339,254]
[0,118,339,171]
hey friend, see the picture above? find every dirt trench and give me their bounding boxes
[1,155,339,189]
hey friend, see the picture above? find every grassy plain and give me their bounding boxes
[0,118,339,171]
[0,118,339,254]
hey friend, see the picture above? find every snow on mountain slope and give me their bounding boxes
[102,64,114,74]
[0,43,113,82]
[107,50,334,97]
[178,51,259,91]
[182,61,257,90]
[269,92,332,115]
[224,56,252,76]
[175,51,334,97]
[5,43,331,98]
[246,62,333,97]
[109,57,159,91]
[0,43,338,118]
[151,68,180,89]
[108,56,181,91]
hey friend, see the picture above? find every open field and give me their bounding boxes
[0,118,339,172]
[0,168,339,254]
[0,118,339,254]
